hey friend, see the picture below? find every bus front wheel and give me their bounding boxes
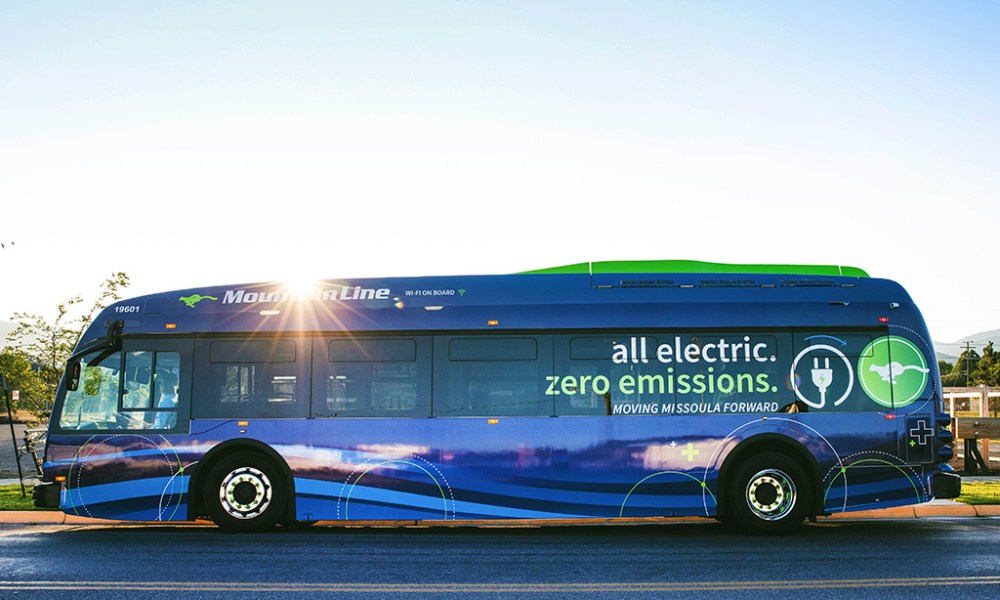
[204,452,286,532]
[728,452,810,535]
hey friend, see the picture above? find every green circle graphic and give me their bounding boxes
[857,336,929,408]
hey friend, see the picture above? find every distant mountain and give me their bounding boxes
[934,329,1000,363]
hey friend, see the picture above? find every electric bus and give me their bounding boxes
[33,261,960,534]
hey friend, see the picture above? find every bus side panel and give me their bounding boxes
[43,412,938,523]
[253,414,930,522]
[43,434,195,522]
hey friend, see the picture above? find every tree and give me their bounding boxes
[938,360,954,377]
[0,348,47,415]
[941,348,980,387]
[971,342,1000,386]
[5,273,130,406]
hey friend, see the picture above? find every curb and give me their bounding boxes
[2,505,999,526]
[0,512,214,526]
[819,504,1000,520]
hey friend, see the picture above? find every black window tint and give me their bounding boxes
[569,337,621,360]
[209,340,296,363]
[313,337,430,418]
[434,336,551,417]
[449,338,537,361]
[556,335,669,416]
[194,338,308,418]
[329,339,417,362]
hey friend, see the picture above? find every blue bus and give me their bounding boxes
[33,261,960,533]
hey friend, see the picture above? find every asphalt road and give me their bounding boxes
[1,519,998,599]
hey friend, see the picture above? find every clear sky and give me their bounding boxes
[1,1,997,343]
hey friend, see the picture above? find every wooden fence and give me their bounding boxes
[944,386,999,473]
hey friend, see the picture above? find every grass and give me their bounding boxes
[0,483,39,511]
[957,480,1000,505]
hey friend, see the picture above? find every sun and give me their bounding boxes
[281,267,324,296]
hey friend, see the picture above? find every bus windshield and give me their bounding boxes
[59,349,122,430]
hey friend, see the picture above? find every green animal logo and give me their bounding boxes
[179,294,218,308]
[857,336,929,408]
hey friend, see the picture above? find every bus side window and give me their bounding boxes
[554,334,672,416]
[313,337,430,418]
[433,336,553,417]
[121,351,181,429]
[193,338,309,419]
[668,333,789,415]
[152,358,180,429]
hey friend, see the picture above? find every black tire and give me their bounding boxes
[727,452,811,535]
[204,452,286,532]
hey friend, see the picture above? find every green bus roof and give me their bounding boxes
[521,260,869,278]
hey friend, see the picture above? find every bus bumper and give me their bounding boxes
[32,482,60,509]
[933,471,962,499]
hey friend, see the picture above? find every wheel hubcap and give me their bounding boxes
[220,466,272,520]
[746,468,796,521]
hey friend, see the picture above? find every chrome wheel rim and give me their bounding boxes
[219,466,272,520]
[745,468,796,521]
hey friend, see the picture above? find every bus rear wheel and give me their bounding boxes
[728,452,810,535]
[204,452,285,532]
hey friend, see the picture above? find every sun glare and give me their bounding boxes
[283,275,322,295]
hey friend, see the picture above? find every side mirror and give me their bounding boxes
[66,360,82,392]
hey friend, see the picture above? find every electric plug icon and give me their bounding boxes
[811,357,833,408]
